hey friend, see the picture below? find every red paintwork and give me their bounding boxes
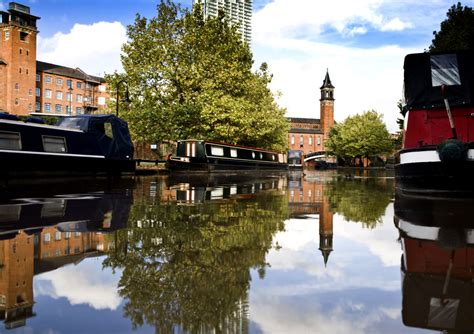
[404,107,474,149]
[403,238,474,279]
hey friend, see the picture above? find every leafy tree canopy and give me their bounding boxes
[107,0,289,152]
[325,110,393,162]
[429,2,474,52]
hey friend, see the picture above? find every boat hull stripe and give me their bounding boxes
[400,148,474,164]
[0,149,105,159]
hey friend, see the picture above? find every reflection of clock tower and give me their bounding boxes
[319,198,333,266]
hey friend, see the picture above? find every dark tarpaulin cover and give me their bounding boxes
[404,50,474,110]
[57,114,134,160]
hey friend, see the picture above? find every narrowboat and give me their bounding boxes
[0,113,135,178]
[396,50,474,193]
[166,139,288,171]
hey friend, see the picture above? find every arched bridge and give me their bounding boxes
[303,151,328,162]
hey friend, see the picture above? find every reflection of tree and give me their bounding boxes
[325,174,394,227]
[103,191,287,333]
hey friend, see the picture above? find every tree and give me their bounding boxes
[429,2,474,52]
[107,0,289,152]
[325,110,393,165]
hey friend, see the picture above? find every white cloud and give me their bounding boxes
[380,17,414,31]
[252,0,431,132]
[35,258,122,310]
[37,21,127,76]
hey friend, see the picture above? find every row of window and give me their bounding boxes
[290,135,321,146]
[42,89,84,102]
[43,231,81,242]
[0,131,67,153]
[36,75,85,89]
[36,102,82,114]
[210,145,278,161]
[2,30,29,41]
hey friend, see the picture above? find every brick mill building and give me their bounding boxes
[0,2,109,116]
[287,71,335,167]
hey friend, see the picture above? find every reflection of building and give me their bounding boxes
[0,2,109,116]
[0,228,110,330]
[287,71,335,168]
[288,172,334,265]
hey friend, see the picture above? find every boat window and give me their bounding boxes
[176,142,186,156]
[43,136,67,153]
[230,149,238,158]
[104,122,114,139]
[259,153,263,159]
[272,155,276,161]
[430,54,461,87]
[0,131,21,150]
[211,146,224,156]
[252,152,255,159]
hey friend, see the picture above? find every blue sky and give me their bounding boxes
[2,0,472,131]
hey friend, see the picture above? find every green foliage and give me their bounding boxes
[429,2,474,52]
[325,171,395,227]
[106,0,289,152]
[325,110,393,163]
[103,177,288,332]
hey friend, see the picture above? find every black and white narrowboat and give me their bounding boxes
[0,113,135,178]
[396,50,474,193]
[166,139,288,171]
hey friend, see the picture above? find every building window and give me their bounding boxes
[317,137,321,145]
[36,74,40,82]
[56,78,62,85]
[26,69,28,75]
[0,131,21,150]
[28,89,32,96]
[76,107,82,114]
[43,136,67,153]
[66,79,72,88]
[15,98,19,105]
[19,67,21,74]
[45,89,52,98]
[4,31,9,40]
[36,88,40,96]
[77,82,82,89]
[44,233,51,243]
[15,83,19,90]
[55,249,61,256]
[76,94,83,103]
[99,85,106,92]
[44,103,51,112]
[309,137,312,145]
[26,50,29,56]
[66,105,72,114]
[55,231,61,241]
[45,75,52,83]
[66,92,72,101]
[55,104,62,113]
[56,91,62,100]
[98,96,106,105]
[291,135,294,145]
[19,48,22,54]
[35,102,40,111]
[300,135,304,146]
[75,232,81,237]
[19,31,28,41]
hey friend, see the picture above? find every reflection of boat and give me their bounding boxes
[395,193,474,332]
[169,177,285,204]
[0,113,135,179]
[0,180,133,239]
[167,139,288,171]
[396,50,474,193]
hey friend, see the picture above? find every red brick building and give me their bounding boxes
[0,2,110,116]
[288,71,335,167]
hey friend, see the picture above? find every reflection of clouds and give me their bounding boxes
[270,218,344,281]
[250,295,402,334]
[35,258,122,310]
[334,203,401,267]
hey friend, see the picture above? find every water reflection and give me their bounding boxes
[0,171,408,333]
[395,192,474,333]
[0,180,133,330]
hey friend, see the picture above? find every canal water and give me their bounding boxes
[0,170,470,333]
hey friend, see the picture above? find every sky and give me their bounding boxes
[1,0,472,132]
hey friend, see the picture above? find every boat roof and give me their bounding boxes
[404,49,474,110]
[177,139,285,154]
